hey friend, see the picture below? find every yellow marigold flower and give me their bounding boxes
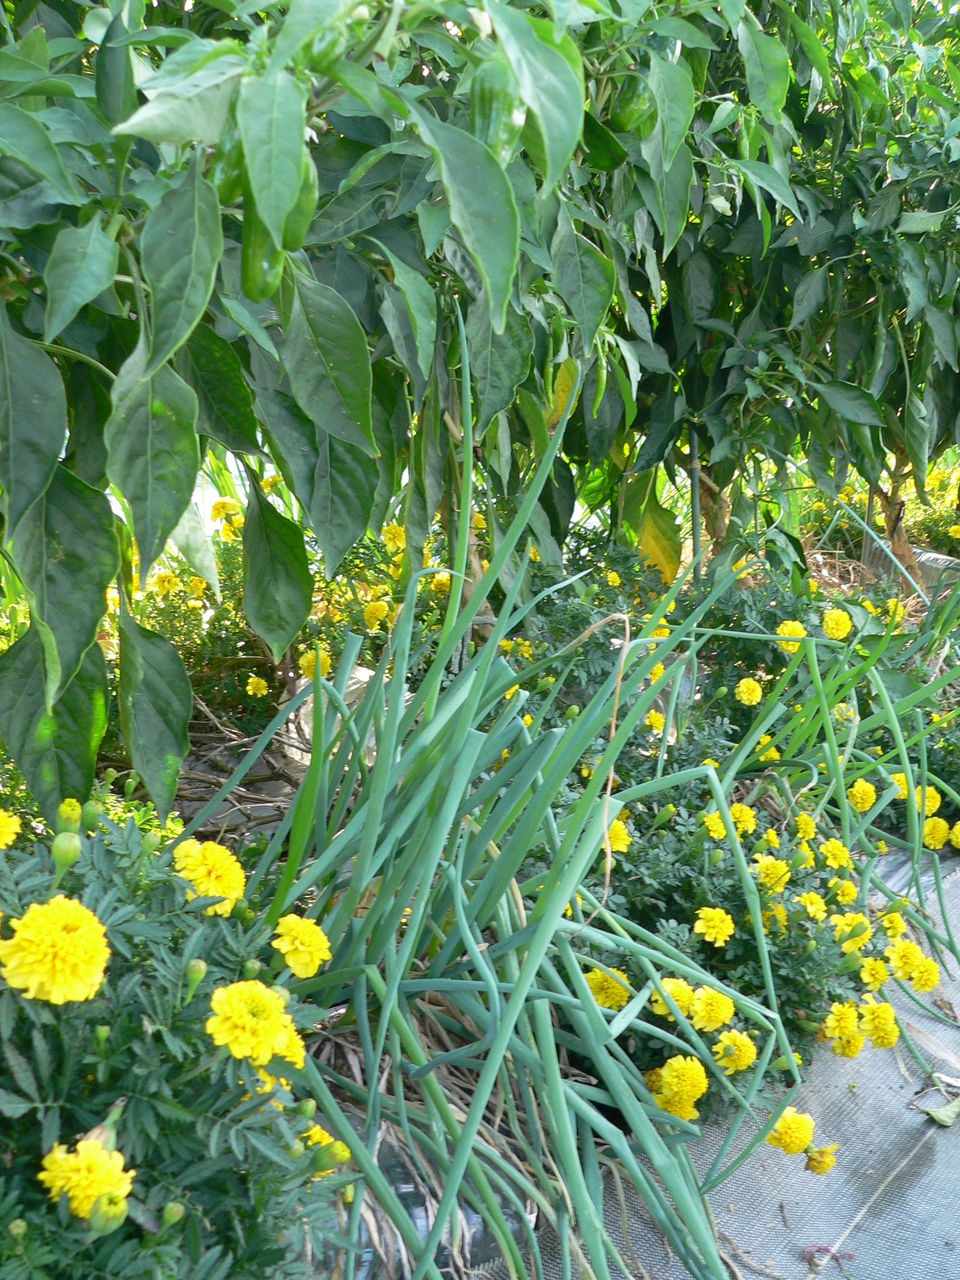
[846,778,876,813]
[363,600,389,632]
[606,570,621,587]
[515,638,533,661]
[859,957,889,991]
[916,785,941,816]
[650,1055,709,1121]
[299,648,332,682]
[950,822,960,849]
[766,1106,815,1155]
[173,838,245,917]
[794,813,816,841]
[246,675,269,698]
[579,764,595,780]
[563,892,583,919]
[219,520,237,541]
[819,838,852,870]
[690,986,735,1032]
[828,877,857,906]
[584,967,630,1011]
[0,896,109,1004]
[762,901,788,933]
[776,619,807,653]
[644,708,665,733]
[712,1029,757,1075]
[832,1033,864,1058]
[702,757,720,769]
[471,510,487,532]
[702,811,726,839]
[794,891,827,922]
[528,545,540,562]
[151,570,179,596]
[858,995,899,1048]
[911,955,940,993]
[805,1144,837,1175]
[271,915,332,980]
[693,906,734,948]
[305,1124,351,1175]
[649,976,694,1020]
[58,797,82,825]
[649,662,665,681]
[734,677,762,706]
[833,702,855,725]
[521,714,533,728]
[38,1138,135,1219]
[605,819,631,854]
[796,840,815,868]
[0,807,20,849]
[755,734,780,762]
[261,474,282,494]
[885,936,924,981]
[504,684,520,701]
[890,771,909,799]
[753,854,791,894]
[821,1001,858,1041]
[763,828,780,849]
[881,911,906,938]
[651,623,670,639]
[211,499,240,522]
[206,980,305,1067]
[188,576,206,598]
[830,911,871,952]
[886,597,905,623]
[431,570,451,593]
[949,524,960,539]
[729,803,757,837]
[923,817,950,850]
[822,608,852,640]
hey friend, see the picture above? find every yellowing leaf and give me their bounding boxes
[637,490,681,583]
[546,357,580,429]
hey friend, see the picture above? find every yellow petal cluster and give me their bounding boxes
[38,1138,135,1219]
[271,915,332,980]
[206,980,305,1068]
[0,896,109,1004]
[173,839,246,917]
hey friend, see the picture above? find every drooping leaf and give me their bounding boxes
[0,102,80,204]
[10,465,119,707]
[118,604,192,819]
[411,109,519,334]
[373,242,436,380]
[647,54,695,170]
[636,486,682,583]
[810,380,885,428]
[0,627,107,822]
[487,2,584,194]
[104,344,200,581]
[95,11,137,126]
[171,502,220,600]
[312,430,378,575]
[237,69,306,249]
[178,323,260,453]
[256,385,319,506]
[551,212,615,349]
[466,296,533,432]
[789,265,828,330]
[141,156,223,374]
[737,21,791,123]
[282,268,375,455]
[0,306,67,538]
[242,481,312,661]
[43,214,120,342]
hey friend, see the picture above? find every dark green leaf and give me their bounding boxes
[789,265,828,329]
[0,628,107,822]
[237,70,306,249]
[662,141,694,256]
[282,268,375,455]
[737,21,790,123]
[141,157,223,374]
[113,55,247,145]
[412,110,519,334]
[10,465,119,707]
[488,2,583,194]
[178,323,260,452]
[0,307,67,538]
[256,386,319,506]
[43,214,120,342]
[466,296,533,432]
[809,380,884,427]
[242,482,312,661]
[313,430,378,575]
[373,242,436,380]
[734,160,800,219]
[105,344,200,580]
[118,605,192,819]
[647,54,695,170]
[0,102,80,204]
[95,12,137,126]
[551,212,614,349]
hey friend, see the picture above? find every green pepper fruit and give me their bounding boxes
[241,178,285,303]
[282,150,319,251]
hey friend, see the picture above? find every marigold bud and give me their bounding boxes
[243,959,261,980]
[294,1098,317,1120]
[51,831,82,875]
[287,1139,305,1160]
[89,1191,128,1236]
[103,768,118,786]
[184,958,207,1005]
[7,1218,26,1241]
[81,800,104,832]
[141,832,161,854]
[161,1201,185,1229]
[95,1024,111,1045]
